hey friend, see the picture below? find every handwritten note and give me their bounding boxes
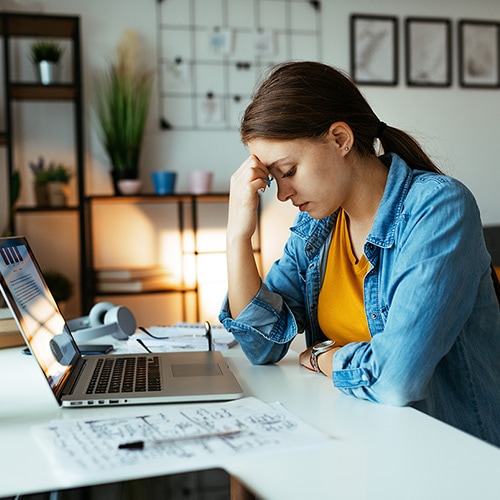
[34,398,333,477]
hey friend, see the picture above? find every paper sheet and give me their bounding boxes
[34,398,334,479]
[122,323,237,354]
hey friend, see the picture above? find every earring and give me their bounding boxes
[344,147,349,151]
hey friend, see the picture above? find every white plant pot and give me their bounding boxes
[37,61,60,85]
[47,182,69,207]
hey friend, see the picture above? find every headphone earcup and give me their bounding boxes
[88,302,115,327]
[104,305,136,340]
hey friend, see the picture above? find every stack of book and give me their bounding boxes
[95,267,175,293]
[0,308,24,349]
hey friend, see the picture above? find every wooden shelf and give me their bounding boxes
[8,83,78,100]
[85,194,237,322]
[3,13,77,38]
[15,205,80,213]
[93,285,198,296]
[87,193,229,205]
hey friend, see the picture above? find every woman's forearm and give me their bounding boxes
[226,154,271,318]
[226,234,261,318]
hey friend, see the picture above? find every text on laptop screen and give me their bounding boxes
[0,238,79,390]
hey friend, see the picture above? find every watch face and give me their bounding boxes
[311,340,336,373]
[314,340,335,352]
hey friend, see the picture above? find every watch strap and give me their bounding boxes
[311,340,336,373]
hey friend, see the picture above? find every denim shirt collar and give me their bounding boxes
[290,211,336,260]
[367,153,413,249]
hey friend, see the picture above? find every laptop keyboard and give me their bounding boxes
[86,356,162,394]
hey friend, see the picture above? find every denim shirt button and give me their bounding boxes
[311,303,317,310]
[309,263,314,269]
[371,313,378,319]
[306,245,312,252]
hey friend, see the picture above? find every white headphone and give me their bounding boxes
[67,302,136,341]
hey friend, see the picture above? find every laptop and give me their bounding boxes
[0,236,243,407]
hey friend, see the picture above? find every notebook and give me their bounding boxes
[0,236,243,407]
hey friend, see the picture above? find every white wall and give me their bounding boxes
[10,0,500,208]
[2,0,500,318]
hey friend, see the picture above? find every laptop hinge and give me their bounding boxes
[59,358,87,398]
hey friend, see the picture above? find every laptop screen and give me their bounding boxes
[0,237,80,393]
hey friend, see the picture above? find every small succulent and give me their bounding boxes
[29,156,72,185]
[30,40,64,63]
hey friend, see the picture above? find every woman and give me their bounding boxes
[219,61,500,447]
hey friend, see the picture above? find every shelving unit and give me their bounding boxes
[84,193,261,324]
[0,13,85,314]
[1,13,258,325]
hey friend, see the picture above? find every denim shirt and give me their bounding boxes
[220,153,500,447]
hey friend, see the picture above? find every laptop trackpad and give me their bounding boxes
[172,363,223,377]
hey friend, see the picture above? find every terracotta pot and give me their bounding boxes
[34,184,49,206]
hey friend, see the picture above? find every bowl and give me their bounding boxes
[117,179,142,195]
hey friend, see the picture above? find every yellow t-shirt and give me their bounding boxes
[317,209,371,345]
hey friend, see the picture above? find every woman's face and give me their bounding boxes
[248,135,353,219]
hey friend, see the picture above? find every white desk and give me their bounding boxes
[1,343,500,499]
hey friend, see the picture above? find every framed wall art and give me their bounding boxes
[405,17,452,87]
[458,20,500,88]
[350,14,398,86]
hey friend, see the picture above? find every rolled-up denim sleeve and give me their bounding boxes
[219,283,298,364]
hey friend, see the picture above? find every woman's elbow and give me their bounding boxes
[240,342,289,365]
[344,377,425,407]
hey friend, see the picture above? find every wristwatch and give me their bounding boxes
[310,340,337,374]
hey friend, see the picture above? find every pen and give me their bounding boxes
[136,338,152,353]
[118,429,243,450]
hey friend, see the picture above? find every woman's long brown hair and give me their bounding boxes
[241,62,443,174]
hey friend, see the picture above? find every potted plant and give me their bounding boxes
[94,29,153,195]
[29,157,72,207]
[30,40,64,85]
[29,156,50,206]
[45,163,72,207]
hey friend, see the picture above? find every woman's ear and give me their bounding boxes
[328,122,354,155]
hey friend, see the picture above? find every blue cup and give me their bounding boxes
[151,171,177,195]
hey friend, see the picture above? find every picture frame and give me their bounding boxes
[350,14,398,86]
[458,20,500,88]
[405,17,452,87]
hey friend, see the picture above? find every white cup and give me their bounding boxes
[189,170,213,194]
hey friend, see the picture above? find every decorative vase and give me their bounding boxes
[47,182,69,207]
[37,61,60,85]
[34,184,49,206]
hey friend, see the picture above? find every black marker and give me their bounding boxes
[118,429,243,450]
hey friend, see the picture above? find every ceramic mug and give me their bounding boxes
[151,171,177,195]
[188,170,213,194]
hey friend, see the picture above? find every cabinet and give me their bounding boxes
[84,194,262,326]
[0,13,85,315]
